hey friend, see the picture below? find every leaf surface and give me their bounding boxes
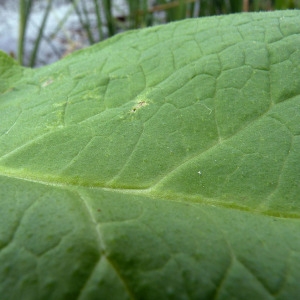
[1,11,300,299]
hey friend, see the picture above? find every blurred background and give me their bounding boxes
[0,0,299,67]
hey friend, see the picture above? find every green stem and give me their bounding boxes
[18,0,33,65]
[93,0,104,40]
[103,0,115,37]
[29,0,52,67]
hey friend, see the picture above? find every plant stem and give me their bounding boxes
[18,0,33,65]
[29,0,53,67]
[93,0,104,40]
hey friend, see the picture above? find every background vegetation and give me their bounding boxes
[18,0,300,67]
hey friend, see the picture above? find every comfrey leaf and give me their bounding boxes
[0,10,300,300]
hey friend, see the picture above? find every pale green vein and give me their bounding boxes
[0,170,299,220]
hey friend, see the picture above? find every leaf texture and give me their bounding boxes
[0,10,300,300]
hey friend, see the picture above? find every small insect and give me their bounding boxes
[131,100,148,113]
[198,171,202,175]
[42,78,54,87]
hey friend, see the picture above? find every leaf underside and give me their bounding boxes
[0,10,300,300]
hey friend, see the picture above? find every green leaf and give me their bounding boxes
[1,10,300,299]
